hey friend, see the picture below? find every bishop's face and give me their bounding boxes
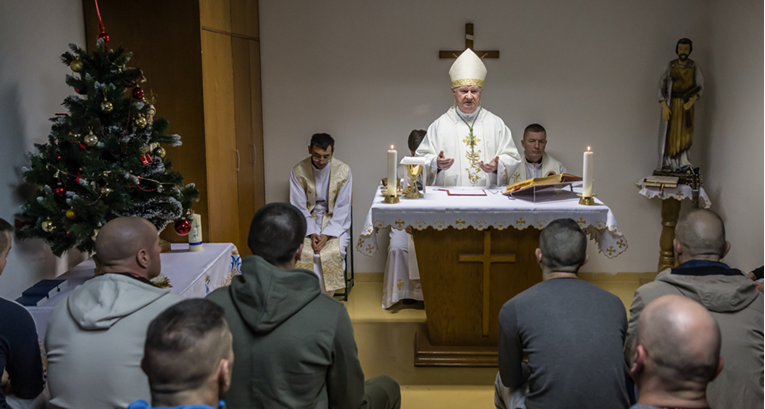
[521,131,547,163]
[677,43,691,61]
[309,145,333,170]
[452,85,482,114]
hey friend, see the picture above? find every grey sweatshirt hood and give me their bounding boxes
[230,255,322,334]
[657,267,760,313]
[67,273,172,330]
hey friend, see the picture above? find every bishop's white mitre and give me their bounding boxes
[449,48,487,87]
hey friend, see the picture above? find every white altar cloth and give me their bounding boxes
[26,243,241,339]
[357,185,628,259]
[635,179,711,208]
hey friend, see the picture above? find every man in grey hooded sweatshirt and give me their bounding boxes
[207,203,400,409]
[625,209,763,409]
[45,217,183,409]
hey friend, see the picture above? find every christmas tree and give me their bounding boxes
[16,37,199,257]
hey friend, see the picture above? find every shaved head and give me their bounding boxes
[96,217,161,278]
[675,209,726,258]
[634,295,721,389]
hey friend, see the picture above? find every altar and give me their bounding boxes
[357,185,628,366]
[24,243,241,339]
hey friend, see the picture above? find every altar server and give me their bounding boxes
[290,133,352,296]
[383,130,425,309]
[46,217,182,409]
[416,48,521,186]
[510,123,568,184]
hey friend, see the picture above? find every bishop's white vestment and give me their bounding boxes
[289,158,352,293]
[416,106,521,187]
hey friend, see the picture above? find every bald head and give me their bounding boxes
[96,217,161,279]
[634,295,721,390]
[675,209,727,259]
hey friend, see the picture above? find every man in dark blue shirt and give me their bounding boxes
[496,218,629,409]
[0,218,44,409]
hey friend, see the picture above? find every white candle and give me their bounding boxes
[188,213,203,252]
[387,145,397,196]
[582,146,594,196]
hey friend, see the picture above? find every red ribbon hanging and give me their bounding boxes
[94,0,110,51]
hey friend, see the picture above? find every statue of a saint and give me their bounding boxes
[657,38,704,172]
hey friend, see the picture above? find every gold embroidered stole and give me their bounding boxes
[293,157,350,291]
[511,152,563,184]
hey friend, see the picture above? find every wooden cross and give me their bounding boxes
[458,230,515,336]
[439,23,500,59]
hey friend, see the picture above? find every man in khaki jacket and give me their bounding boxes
[625,209,763,409]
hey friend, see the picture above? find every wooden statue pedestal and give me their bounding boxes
[412,227,542,367]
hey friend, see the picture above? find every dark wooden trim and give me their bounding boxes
[414,324,498,367]
[201,26,259,41]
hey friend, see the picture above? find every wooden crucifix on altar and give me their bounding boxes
[439,23,500,59]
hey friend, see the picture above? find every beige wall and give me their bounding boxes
[258,0,762,275]
[0,0,87,298]
[702,0,764,271]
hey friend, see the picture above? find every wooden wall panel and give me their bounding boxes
[200,0,231,32]
[231,0,259,38]
[232,37,254,256]
[249,40,266,213]
[201,31,240,248]
[83,0,208,243]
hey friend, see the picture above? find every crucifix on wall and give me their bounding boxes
[439,23,500,59]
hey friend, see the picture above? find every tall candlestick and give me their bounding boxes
[387,145,397,196]
[582,146,594,196]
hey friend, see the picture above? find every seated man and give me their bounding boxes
[628,295,723,409]
[496,218,629,409]
[290,133,352,296]
[128,299,233,409]
[383,129,426,309]
[510,123,568,184]
[0,218,44,409]
[46,217,182,409]
[625,209,763,409]
[206,203,400,409]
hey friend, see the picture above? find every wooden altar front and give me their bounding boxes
[412,226,542,367]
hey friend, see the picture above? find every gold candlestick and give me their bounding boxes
[577,193,597,205]
[403,164,424,199]
[381,178,403,204]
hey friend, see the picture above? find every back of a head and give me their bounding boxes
[310,133,335,151]
[0,217,12,254]
[143,299,230,392]
[539,218,587,273]
[523,123,546,139]
[408,129,427,152]
[95,217,157,264]
[637,295,721,389]
[248,203,307,266]
[675,209,726,258]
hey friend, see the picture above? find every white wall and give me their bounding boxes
[703,0,764,271]
[0,0,86,298]
[260,0,761,274]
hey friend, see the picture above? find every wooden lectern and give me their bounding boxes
[412,226,542,367]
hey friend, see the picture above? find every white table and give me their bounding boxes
[26,243,241,339]
[357,185,628,259]
[636,179,711,208]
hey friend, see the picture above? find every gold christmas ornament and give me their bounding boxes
[41,220,55,232]
[154,146,166,158]
[65,209,76,219]
[69,59,84,72]
[84,131,98,147]
[101,101,113,113]
[135,116,147,128]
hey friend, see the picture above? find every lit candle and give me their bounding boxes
[582,146,594,196]
[387,145,397,196]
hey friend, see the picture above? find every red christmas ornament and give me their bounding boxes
[174,219,191,236]
[132,87,145,100]
[98,32,110,43]
[54,186,66,197]
[139,153,153,165]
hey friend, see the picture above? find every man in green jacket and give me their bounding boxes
[207,203,400,409]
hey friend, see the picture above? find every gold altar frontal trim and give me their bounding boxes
[451,79,484,87]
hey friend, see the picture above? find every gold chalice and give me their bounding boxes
[403,164,423,198]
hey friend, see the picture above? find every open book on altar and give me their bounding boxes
[504,173,583,196]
